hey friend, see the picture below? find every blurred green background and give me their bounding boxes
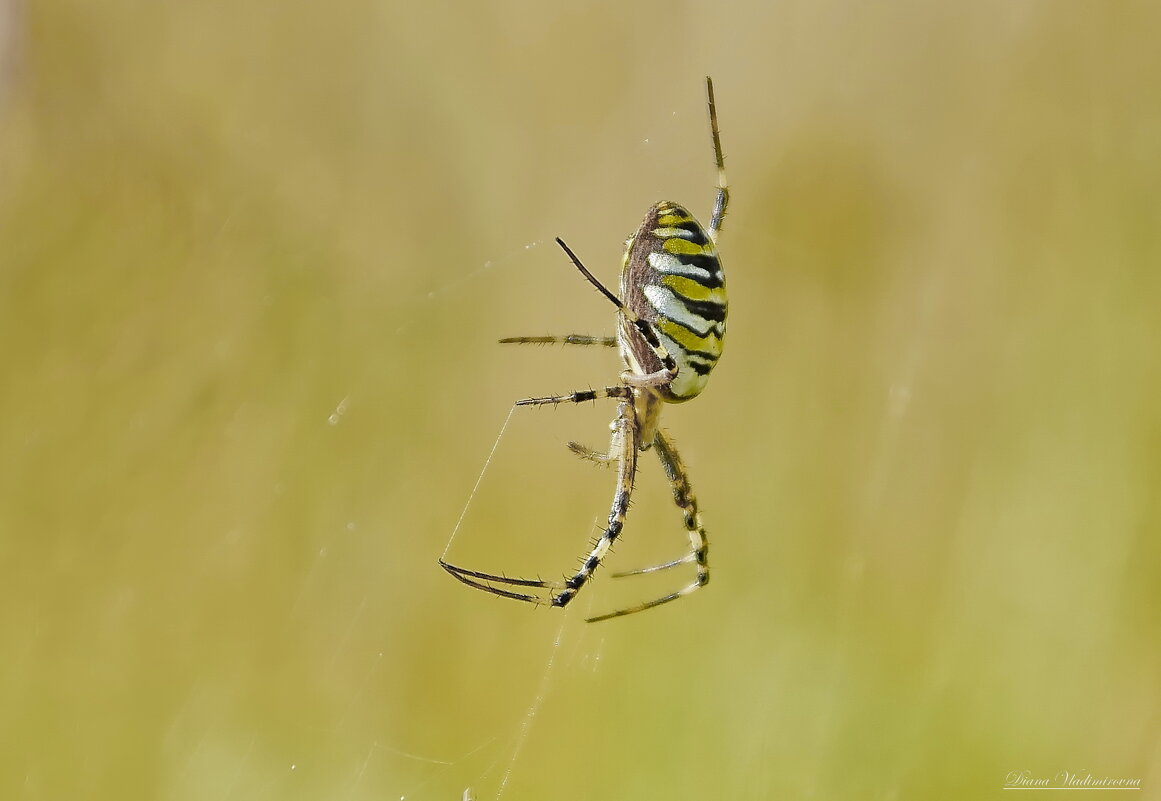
[1,1,1159,799]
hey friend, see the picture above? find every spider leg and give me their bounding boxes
[556,398,639,615]
[514,385,633,407]
[587,429,709,622]
[620,366,678,389]
[554,237,680,386]
[706,76,729,244]
[567,404,632,466]
[610,555,691,577]
[500,335,618,346]
[438,559,564,605]
[567,440,615,466]
[439,399,639,615]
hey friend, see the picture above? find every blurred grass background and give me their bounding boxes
[1,0,1159,799]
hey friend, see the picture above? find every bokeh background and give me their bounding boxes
[2,1,1159,799]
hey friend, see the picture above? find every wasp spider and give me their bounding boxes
[440,77,729,623]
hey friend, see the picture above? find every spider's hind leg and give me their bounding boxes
[586,429,709,623]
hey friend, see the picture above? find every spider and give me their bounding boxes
[440,77,728,623]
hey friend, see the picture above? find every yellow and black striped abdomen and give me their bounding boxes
[620,201,727,401]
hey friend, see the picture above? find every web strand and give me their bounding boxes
[495,615,569,800]
[441,405,518,558]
